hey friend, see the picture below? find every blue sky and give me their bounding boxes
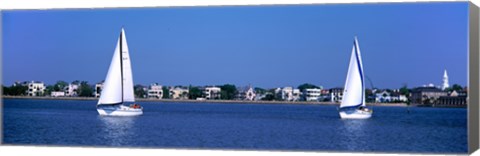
[2,2,468,89]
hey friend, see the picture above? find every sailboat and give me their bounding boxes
[97,28,143,116]
[338,36,372,119]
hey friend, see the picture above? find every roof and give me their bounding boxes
[412,87,444,93]
[237,86,254,93]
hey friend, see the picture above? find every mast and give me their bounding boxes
[119,28,124,104]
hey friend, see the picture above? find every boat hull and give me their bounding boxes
[339,109,372,119]
[97,105,143,116]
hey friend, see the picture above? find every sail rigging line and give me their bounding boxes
[119,29,124,104]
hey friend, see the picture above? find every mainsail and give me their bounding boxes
[340,37,365,109]
[98,28,135,105]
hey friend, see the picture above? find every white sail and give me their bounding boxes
[98,37,123,105]
[120,29,135,102]
[340,37,365,108]
[98,28,135,105]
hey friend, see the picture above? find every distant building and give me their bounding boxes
[51,91,65,97]
[442,69,449,90]
[435,90,467,107]
[410,87,448,105]
[375,90,408,103]
[303,88,321,101]
[292,89,301,101]
[147,83,163,99]
[329,87,344,102]
[390,92,408,102]
[375,90,392,103]
[204,86,221,100]
[319,89,331,102]
[280,87,301,101]
[64,84,79,97]
[94,82,103,97]
[237,85,256,101]
[170,87,189,100]
[27,81,45,96]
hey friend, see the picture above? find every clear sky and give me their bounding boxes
[2,2,468,89]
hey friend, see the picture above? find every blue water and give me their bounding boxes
[3,99,467,153]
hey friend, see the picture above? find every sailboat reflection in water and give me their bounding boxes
[97,28,143,116]
[99,116,135,146]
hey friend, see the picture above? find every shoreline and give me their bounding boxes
[2,95,409,107]
[2,95,466,108]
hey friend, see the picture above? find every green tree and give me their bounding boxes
[71,80,80,85]
[399,84,411,105]
[262,93,275,101]
[4,85,28,96]
[451,84,463,91]
[3,85,9,95]
[45,85,54,96]
[188,86,204,99]
[53,80,68,91]
[254,87,266,95]
[399,85,410,95]
[220,84,237,100]
[162,86,170,99]
[134,84,146,98]
[263,88,282,101]
[297,83,320,92]
[78,81,93,97]
[365,89,374,103]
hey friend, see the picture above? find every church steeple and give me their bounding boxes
[442,69,449,90]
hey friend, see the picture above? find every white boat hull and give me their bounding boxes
[339,109,372,119]
[97,105,143,116]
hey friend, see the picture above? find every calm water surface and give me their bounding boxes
[3,99,467,153]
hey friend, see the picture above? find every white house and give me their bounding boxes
[329,88,343,102]
[94,82,103,97]
[374,90,408,103]
[375,90,392,103]
[281,87,301,101]
[204,86,221,99]
[170,87,189,99]
[303,88,321,101]
[147,83,163,99]
[390,92,408,102]
[27,81,45,96]
[237,85,256,101]
[64,84,79,96]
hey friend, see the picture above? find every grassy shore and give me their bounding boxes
[2,95,408,107]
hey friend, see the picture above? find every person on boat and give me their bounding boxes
[130,103,141,109]
[358,106,370,112]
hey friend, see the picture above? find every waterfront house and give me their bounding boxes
[64,83,79,96]
[303,88,321,101]
[170,87,189,100]
[410,86,448,105]
[204,86,221,100]
[390,91,408,102]
[318,89,330,101]
[292,88,301,101]
[375,90,392,102]
[27,81,45,96]
[94,82,103,97]
[237,85,256,101]
[280,87,301,101]
[329,87,344,102]
[147,83,163,99]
